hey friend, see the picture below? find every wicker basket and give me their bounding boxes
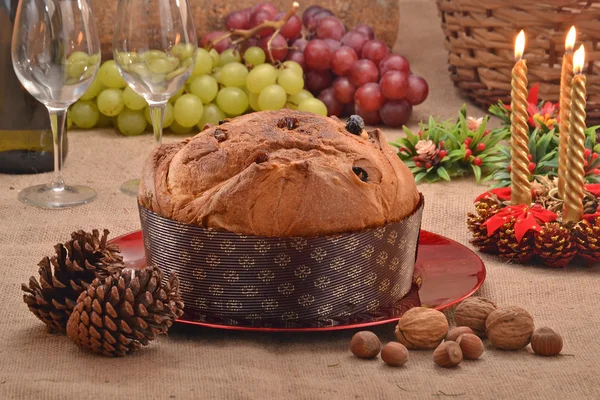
[436,0,600,124]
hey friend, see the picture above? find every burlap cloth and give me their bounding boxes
[1,1,599,399]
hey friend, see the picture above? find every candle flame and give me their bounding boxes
[573,45,585,74]
[566,26,576,52]
[515,30,525,60]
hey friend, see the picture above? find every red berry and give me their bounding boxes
[415,161,422,167]
[439,150,448,158]
[473,157,483,166]
[529,162,536,172]
[594,169,600,175]
[477,143,486,151]
[483,129,491,137]
[593,153,599,160]
[425,162,432,169]
[507,165,512,172]
[439,140,445,147]
[413,156,419,162]
[585,149,592,158]
[528,154,533,161]
[465,149,472,159]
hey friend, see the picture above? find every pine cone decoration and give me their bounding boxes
[67,266,184,357]
[22,229,124,333]
[497,219,536,263]
[468,201,501,253]
[574,217,600,264]
[415,139,439,163]
[535,223,577,268]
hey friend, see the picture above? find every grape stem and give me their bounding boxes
[209,1,300,63]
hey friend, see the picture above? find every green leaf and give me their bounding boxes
[414,171,427,183]
[493,171,511,180]
[436,166,451,182]
[402,126,418,144]
[471,164,482,183]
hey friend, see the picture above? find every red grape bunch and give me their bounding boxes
[297,4,429,126]
[202,2,429,127]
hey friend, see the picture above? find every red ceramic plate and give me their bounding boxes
[110,230,485,332]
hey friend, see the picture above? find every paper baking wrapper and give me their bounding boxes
[139,195,424,328]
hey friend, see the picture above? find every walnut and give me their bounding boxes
[455,296,497,337]
[485,306,534,350]
[395,307,449,349]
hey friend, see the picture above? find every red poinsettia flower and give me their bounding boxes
[584,183,600,197]
[482,204,557,242]
[504,83,559,129]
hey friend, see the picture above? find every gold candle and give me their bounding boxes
[563,45,587,222]
[510,31,532,206]
[557,26,577,199]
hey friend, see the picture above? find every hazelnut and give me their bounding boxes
[455,297,497,337]
[455,333,485,360]
[395,307,449,349]
[381,342,409,367]
[350,331,381,359]
[486,306,534,350]
[446,326,474,342]
[531,327,563,356]
[433,341,463,368]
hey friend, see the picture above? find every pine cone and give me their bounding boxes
[535,222,577,268]
[67,266,184,357]
[574,217,600,264]
[415,139,439,162]
[467,201,501,253]
[22,229,124,333]
[497,219,536,263]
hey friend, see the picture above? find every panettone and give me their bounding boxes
[139,110,419,237]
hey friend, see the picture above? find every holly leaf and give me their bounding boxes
[436,166,451,182]
[471,164,482,183]
[414,171,428,183]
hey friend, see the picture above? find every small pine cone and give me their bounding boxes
[497,219,536,263]
[467,201,501,253]
[67,266,184,357]
[415,139,439,162]
[574,217,600,264]
[535,223,577,268]
[22,229,124,333]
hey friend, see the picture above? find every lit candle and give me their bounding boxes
[510,30,531,206]
[563,45,587,222]
[557,26,577,199]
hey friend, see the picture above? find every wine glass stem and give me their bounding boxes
[149,102,166,145]
[47,106,67,190]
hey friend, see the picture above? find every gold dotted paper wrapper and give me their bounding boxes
[139,195,424,328]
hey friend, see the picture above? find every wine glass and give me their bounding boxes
[11,0,101,208]
[113,0,197,196]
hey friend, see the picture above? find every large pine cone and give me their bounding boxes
[535,223,577,268]
[468,201,501,253]
[497,219,536,263]
[22,229,123,333]
[67,266,184,357]
[574,217,600,264]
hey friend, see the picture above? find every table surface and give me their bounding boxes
[2,1,599,399]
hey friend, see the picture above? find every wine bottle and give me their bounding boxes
[0,0,67,174]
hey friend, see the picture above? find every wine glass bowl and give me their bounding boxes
[113,0,197,196]
[12,0,100,108]
[11,0,101,209]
